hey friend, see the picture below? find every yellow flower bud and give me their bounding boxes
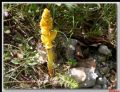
[41,31,57,45]
[41,29,50,35]
[41,35,53,49]
[46,42,53,49]
[40,8,53,31]
[49,31,57,42]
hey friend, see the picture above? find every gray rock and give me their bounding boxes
[58,37,79,60]
[95,70,101,77]
[81,68,98,88]
[99,66,109,75]
[97,77,103,85]
[97,77,108,85]
[66,39,78,59]
[69,67,98,88]
[93,85,102,89]
[98,45,111,56]
[97,55,106,62]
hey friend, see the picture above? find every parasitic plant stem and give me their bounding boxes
[40,8,57,77]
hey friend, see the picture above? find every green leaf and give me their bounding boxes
[11,58,21,65]
[57,73,80,89]
[26,60,38,66]
[67,59,77,66]
[4,52,11,61]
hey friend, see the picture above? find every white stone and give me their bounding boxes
[69,67,98,87]
[69,67,86,82]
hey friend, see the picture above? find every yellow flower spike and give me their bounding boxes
[41,35,48,44]
[40,8,53,31]
[41,35,53,49]
[40,8,57,77]
[41,29,50,35]
[40,20,53,30]
[49,31,57,42]
[41,31,57,49]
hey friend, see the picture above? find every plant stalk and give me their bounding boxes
[46,48,55,77]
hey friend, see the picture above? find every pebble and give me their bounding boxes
[69,67,98,88]
[65,39,78,60]
[99,66,109,75]
[81,68,98,88]
[98,45,111,56]
[97,55,106,62]
[69,67,86,82]
[97,77,108,85]
[95,70,101,77]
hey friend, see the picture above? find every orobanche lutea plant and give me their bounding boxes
[40,8,57,77]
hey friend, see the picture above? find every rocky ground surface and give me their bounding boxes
[36,36,117,89]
